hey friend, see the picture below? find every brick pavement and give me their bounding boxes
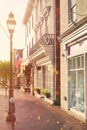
[0,88,87,130]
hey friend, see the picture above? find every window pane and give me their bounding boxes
[72,58,76,69]
[72,5,77,22]
[69,58,76,69]
[71,0,76,7]
[69,55,84,113]
[70,71,76,108]
[68,0,76,23]
[77,70,84,112]
[81,56,84,68]
[77,57,80,68]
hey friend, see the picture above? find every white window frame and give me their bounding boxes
[68,55,85,114]
[68,0,77,24]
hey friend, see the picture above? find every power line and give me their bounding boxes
[0,23,9,39]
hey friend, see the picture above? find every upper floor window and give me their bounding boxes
[68,0,77,24]
[36,5,38,19]
[26,25,29,37]
[27,44,29,57]
[45,16,49,33]
[40,0,42,12]
[32,38,33,47]
[40,25,42,37]
[35,31,37,42]
[29,21,31,33]
[32,15,33,28]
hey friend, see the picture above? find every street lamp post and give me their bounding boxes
[6,11,16,121]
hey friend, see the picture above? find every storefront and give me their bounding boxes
[36,63,53,91]
[68,55,84,112]
[68,54,85,115]
[61,22,87,121]
[35,58,53,96]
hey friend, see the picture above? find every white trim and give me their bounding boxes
[84,53,87,121]
[62,23,87,44]
[68,54,86,120]
[70,108,86,122]
[36,56,51,65]
[21,58,29,66]
[29,47,45,60]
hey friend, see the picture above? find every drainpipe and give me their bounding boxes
[52,0,56,104]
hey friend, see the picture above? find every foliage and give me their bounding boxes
[34,87,40,91]
[34,87,41,94]
[0,60,10,84]
[41,89,50,96]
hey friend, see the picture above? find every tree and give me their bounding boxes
[0,60,10,86]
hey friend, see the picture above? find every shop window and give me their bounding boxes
[45,16,49,33]
[69,57,76,69]
[69,55,84,113]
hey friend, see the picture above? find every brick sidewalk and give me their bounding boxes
[0,89,87,130]
[0,95,11,130]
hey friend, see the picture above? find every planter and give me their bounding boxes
[34,87,41,94]
[45,92,51,98]
[37,88,41,94]
[41,89,51,98]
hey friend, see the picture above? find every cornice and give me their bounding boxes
[60,16,87,39]
[22,0,35,25]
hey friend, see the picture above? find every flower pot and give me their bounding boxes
[37,88,41,94]
[45,93,51,98]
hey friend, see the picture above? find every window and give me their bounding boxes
[45,16,49,33]
[36,5,38,20]
[32,38,33,47]
[35,31,37,42]
[40,25,42,37]
[68,0,77,23]
[44,64,52,90]
[40,0,42,12]
[26,25,28,37]
[27,44,29,57]
[29,21,31,33]
[69,55,84,113]
[32,15,33,28]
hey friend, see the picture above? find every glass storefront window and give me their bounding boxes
[70,71,76,108]
[44,64,52,91]
[77,70,84,112]
[77,57,80,68]
[69,55,84,113]
[69,58,76,69]
[80,56,84,68]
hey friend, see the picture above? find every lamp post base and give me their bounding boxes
[6,112,12,122]
[6,97,16,122]
[6,112,16,122]
[6,88,13,122]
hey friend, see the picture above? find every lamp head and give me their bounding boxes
[7,11,16,33]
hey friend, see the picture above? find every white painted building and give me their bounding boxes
[22,0,60,105]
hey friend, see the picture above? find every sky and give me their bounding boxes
[0,0,28,61]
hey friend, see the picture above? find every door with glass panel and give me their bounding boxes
[69,55,84,113]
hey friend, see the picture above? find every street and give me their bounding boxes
[0,88,87,130]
